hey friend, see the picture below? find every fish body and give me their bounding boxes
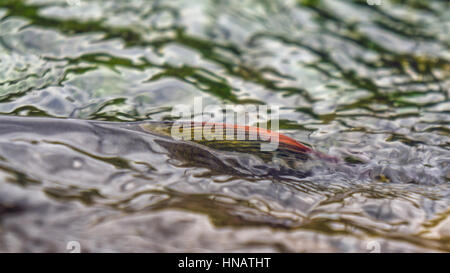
[139,121,338,166]
[0,116,338,177]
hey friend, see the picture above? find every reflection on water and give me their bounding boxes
[0,0,449,252]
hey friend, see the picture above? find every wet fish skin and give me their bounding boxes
[139,121,339,164]
[0,116,338,178]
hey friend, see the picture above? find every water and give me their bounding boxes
[0,0,449,252]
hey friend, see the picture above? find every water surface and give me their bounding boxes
[0,0,449,252]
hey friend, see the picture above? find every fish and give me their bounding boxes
[0,116,338,178]
[138,121,339,165]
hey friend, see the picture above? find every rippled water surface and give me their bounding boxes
[0,0,449,252]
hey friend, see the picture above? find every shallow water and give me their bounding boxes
[0,0,449,252]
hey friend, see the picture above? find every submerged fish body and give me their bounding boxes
[0,116,337,178]
[140,121,307,157]
[139,121,338,165]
